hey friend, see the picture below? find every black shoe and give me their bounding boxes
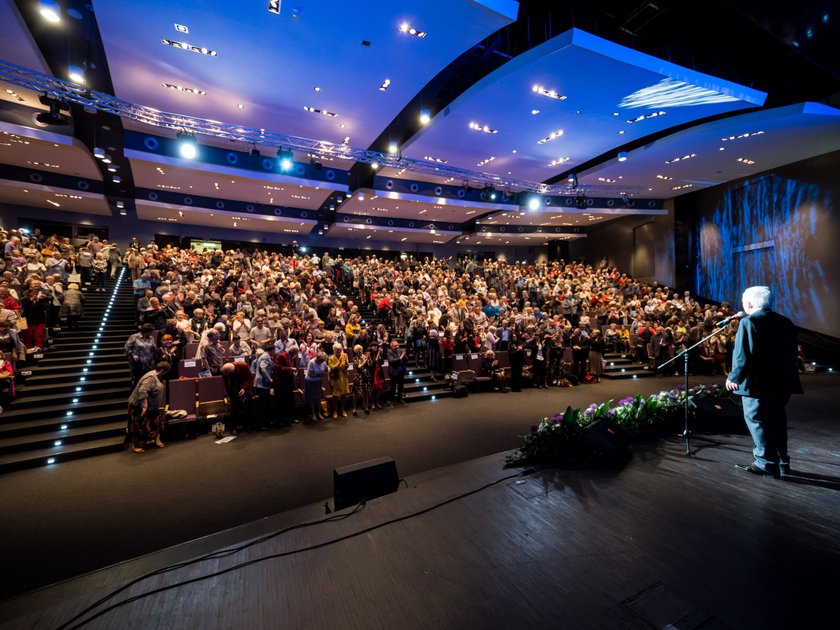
[735,462,779,478]
[779,463,792,477]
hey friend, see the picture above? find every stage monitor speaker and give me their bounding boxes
[584,418,630,459]
[334,456,399,510]
[692,397,743,431]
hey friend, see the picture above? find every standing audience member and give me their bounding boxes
[253,343,274,430]
[125,324,157,386]
[221,361,255,433]
[304,351,328,422]
[327,344,350,418]
[386,339,407,406]
[127,361,169,453]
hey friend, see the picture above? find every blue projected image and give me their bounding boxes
[694,172,835,334]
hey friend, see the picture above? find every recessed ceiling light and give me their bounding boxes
[536,129,564,145]
[722,131,764,142]
[627,111,665,124]
[268,1,281,14]
[469,121,498,134]
[162,83,206,95]
[665,153,696,164]
[532,85,567,100]
[398,22,426,38]
[313,86,321,92]
[477,156,495,167]
[736,157,756,165]
[236,103,245,109]
[531,109,540,115]
[161,39,218,56]
[174,23,189,33]
[548,157,570,167]
[379,78,391,91]
[303,106,338,117]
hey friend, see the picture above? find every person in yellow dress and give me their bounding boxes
[328,343,351,419]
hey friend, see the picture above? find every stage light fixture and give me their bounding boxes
[176,132,198,159]
[575,195,587,209]
[618,151,628,162]
[68,65,85,84]
[277,148,294,171]
[249,145,260,158]
[39,0,60,23]
[567,173,578,188]
[419,108,430,125]
[35,96,69,126]
[527,196,541,211]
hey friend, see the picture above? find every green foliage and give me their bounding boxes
[505,384,726,465]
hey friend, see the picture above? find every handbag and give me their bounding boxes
[15,316,27,331]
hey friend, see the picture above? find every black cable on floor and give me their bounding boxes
[57,467,539,630]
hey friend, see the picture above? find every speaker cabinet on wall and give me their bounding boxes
[333,456,399,510]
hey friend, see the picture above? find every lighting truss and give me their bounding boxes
[0,58,643,196]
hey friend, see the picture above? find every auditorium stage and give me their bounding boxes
[0,374,838,629]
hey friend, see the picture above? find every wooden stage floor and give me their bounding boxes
[1,390,838,630]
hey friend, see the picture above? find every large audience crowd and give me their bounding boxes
[0,225,749,449]
[118,240,747,449]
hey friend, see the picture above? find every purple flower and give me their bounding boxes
[618,396,635,406]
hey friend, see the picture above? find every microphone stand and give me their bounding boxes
[658,322,735,456]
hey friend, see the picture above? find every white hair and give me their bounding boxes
[742,286,772,310]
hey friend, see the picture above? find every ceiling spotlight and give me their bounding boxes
[39,0,61,23]
[370,161,379,170]
[35,96,69,126]
[527,196,541,211]
[176,131,198,159]
[618,151,628,162]
[277,148,294,171]
[567,173,578,189]
[387,141,399,155]
[68,64,85,85]
[419,108,430,125]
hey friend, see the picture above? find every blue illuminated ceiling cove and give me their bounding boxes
[0,0,839,246]
[402,29,765,185]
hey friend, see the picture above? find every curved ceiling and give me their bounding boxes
[0,0,839,247]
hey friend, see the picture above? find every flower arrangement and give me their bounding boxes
[505,384,726,465]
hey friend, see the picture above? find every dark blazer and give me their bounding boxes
[728,307,803,397]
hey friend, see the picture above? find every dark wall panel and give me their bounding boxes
[682,150,840,336]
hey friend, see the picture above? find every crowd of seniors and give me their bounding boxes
[120,241,747,443]
[0,227,122,410]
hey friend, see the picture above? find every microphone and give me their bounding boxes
[715,311,745,327]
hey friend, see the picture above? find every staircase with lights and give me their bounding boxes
[0,269,135,473]
[349,294,452,404]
